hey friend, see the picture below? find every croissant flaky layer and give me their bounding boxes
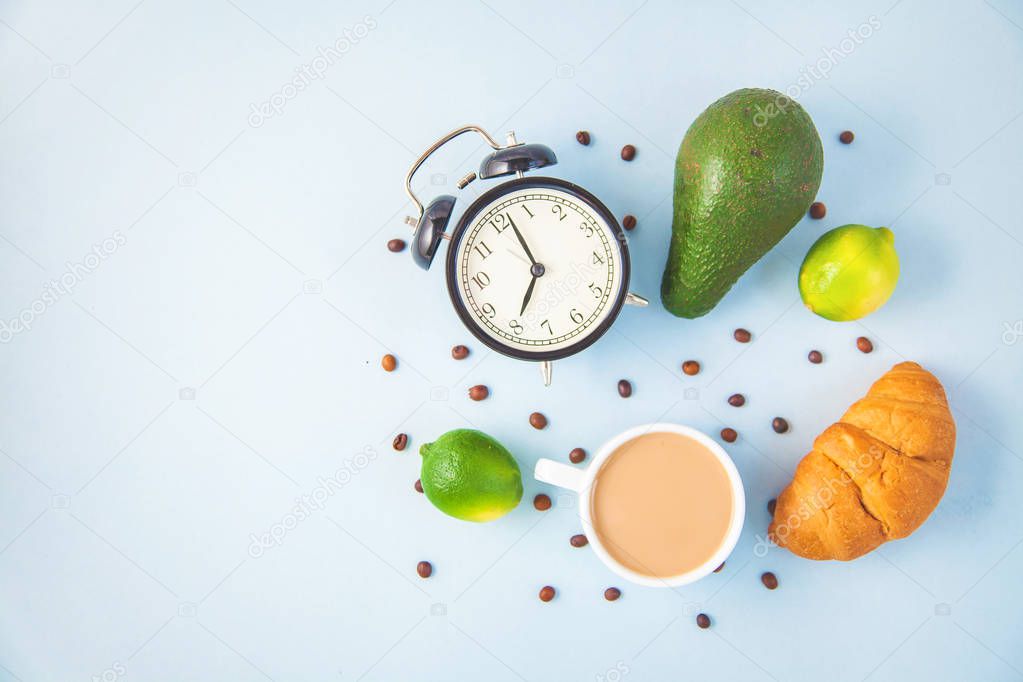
[768,362,956,561]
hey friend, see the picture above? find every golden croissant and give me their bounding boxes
[768,361,956,560]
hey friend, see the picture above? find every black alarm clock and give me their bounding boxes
[403,125,647,386]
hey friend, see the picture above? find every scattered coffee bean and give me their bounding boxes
[839,130,855,144]
[392,433,408,451]
[772,417,789,434]
[856,336,874,353]
[617,379,633,398]
[417,561,432,578]
[808,349,823,364]
[734,328,752,343]
[529,412,548,429]
[767,498,777,515]
[727,393,746,407]
[468,384,489,401]
[539,585,556,602]
[387,238,406,253]
[381,354,397,372]
[622,214,637,231]
[414,479,423,493]
[451,344,469,360]
[604,587,621,601]
[761,572,779,590]
[809,202,826,219]
[576,130,591,146]
[713,562,725,573]
[696,613,711,629]
[569,447,587,464]
[620,144,636,161]
[533,494,552,511]
[720,428,737,443]
[570,534,588,548]
[682,360,701,376]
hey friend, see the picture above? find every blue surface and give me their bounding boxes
[1,1,1022,680]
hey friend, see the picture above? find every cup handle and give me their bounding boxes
[534,458,585,492]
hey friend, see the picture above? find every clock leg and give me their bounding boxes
[625,292,649,307]
[540,360,552,387]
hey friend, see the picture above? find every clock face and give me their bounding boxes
[449,182,627,359]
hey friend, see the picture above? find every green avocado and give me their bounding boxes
[660,88,823,318]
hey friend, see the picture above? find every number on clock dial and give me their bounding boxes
[457,190,621,352]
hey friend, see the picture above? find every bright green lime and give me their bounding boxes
[799,224,899,321]
[419,429,522,522]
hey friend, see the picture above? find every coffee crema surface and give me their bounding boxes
[589,432,734,578]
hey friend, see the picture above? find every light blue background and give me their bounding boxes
[1,1,1022,680]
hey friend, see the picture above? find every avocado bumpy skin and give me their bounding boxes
[660,88,824,318]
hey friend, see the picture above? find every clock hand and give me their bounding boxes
[504,247,530,266]
[519,275,537,316]
[506,214,537,266]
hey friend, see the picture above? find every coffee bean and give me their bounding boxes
[468,384,489,401]
[617,379,633,398]
[620,144,636,161]
[417,561,432,578]
[529,412,548,429]
[570,534,588,548]
[533,494,552,511]
[569,447,586,464]
[728,393,746,407]
[576,130,591,146]
[808,350,823,364]
[839,130,855,144]
[696,613,711,629]
[387,238,406,253]
[414,479,423,493]
[761,572,779,590]
[604,587,621,601]
[451,344,470,360]
[539,585,556,602]
[720,428,737,443]
[809,202,826,219]
[772,417,789,434]
[392,433,408,451]
[713,562,725,573]
[622,214,637,231]
[733,328,752,343]
[682,360,700,376]
[381,354,397,372]
[856,336,874,353]
[767,498,777,515]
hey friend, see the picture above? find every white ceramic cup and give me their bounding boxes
[534,423,745,587]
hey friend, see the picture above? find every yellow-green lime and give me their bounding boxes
[799,225,899,321]
[420,429,523,522]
